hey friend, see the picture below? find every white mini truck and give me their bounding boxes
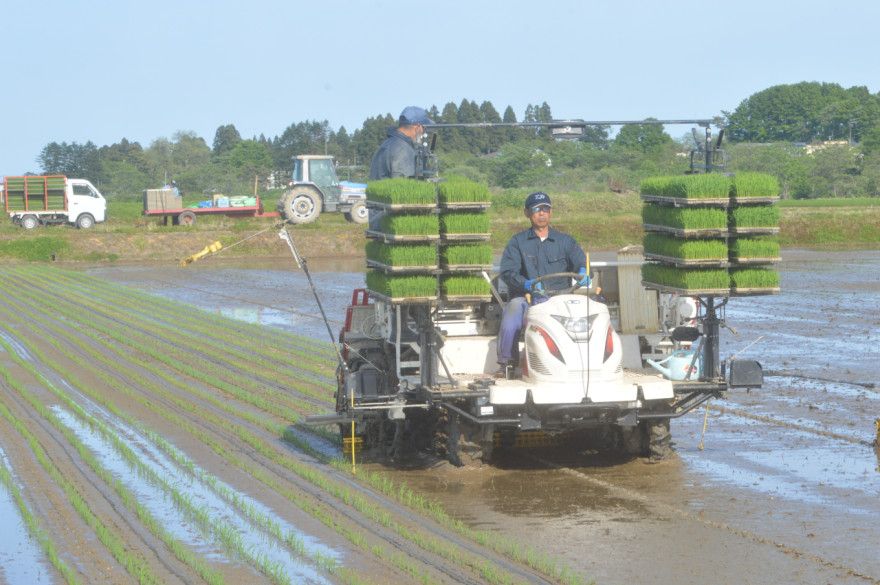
[5,175,106,229]
[308,267,763,466]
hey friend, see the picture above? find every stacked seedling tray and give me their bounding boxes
[727,173,781,295]
[640,175,732,295]
[438,178,492,301]
[640,173,781,296]
[365,179,439,302]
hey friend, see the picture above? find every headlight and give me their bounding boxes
[550,314,599,340]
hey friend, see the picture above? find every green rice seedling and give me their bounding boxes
[441,244,493,265]
[730,268,780,289]
[439,212,490,234]
[642,205,728,229]
[437,178,490,203]
[730,237,780,259]
[379,214,439,235]
[641,264,730,290]
[640,174,731,199]
[366,271,436,298]
[730,205,779,228]
[442,275,491,297]
[365,242,436,266]
[731,173,780,198]
[366,178,436,204]
[643,234,727,260]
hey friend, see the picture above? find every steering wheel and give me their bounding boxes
[529,272,588,297]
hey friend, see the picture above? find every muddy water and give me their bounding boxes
[88,250,880,585]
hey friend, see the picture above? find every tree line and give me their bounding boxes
[34,83,880,199]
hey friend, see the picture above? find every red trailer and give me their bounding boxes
[143,190,279,226]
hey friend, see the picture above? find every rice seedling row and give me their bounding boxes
[0,298,533,585]
[441,244,493,267]
[366,272,437,300]
[24,265,336,361]
[0,454,81,585]
[643,234,728,261]
[0,304,448,584]
[379,214,440,236]
[1,268,585,585]
[15,266,337,381]
[641,264,731,293]
[365,241,437,267]
[730,205,781,228]
[729,237,781,261]
[0,344,294,585]
[0,271,334,409]
[440,212,491,235]
[642,206,729,230]
[640,173,779,200]
[0,378,167,585]
[442,275,492,297]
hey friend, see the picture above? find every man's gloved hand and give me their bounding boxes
[524,279,545,294]
[577,267,591,288]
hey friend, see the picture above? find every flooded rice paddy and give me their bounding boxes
[87,249,880,585]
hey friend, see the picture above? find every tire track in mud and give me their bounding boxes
[529,452,880,584]
[0,269,565,585]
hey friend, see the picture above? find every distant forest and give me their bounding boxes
[35,82,880,199]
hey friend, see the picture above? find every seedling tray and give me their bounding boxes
[441,233,491,242]
[643,224,729,238]
[366,290,438,305]
[366,260,439,273]
[731,286,781,296]
[643,253,729,267]
[438,201,491,210]
[366,201,436,212]
[366,230,441,243]
[729,195,780,205]
[641,281,731,296]
[442,264,493,272]
[729,256,782,265]
[641,194,729,207]
[442,294,492,302]
[729,227,780,236]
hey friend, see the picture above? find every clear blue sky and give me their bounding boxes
[1,0,877,175]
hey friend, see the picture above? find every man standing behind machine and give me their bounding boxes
[369,106,433,179]
[497,191,590,377]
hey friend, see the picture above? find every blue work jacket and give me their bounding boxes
[369,128,417,179]
[499,226,587,295]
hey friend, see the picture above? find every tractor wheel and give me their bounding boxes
[76,213,95,229]
[445,413,491,467]
[177,211,197,227]
[645,418,673,460]
[279,187,321,224]
[346,201,369,224]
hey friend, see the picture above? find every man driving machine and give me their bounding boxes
[496,191,590,377]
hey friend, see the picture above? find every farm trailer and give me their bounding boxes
[142,189,279,226]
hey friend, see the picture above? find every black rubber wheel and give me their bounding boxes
[20,215,39,230]
[76,213,95,229]
[645,418,673,460]
[177,211,196,226]
[279,187,321,224]
[347,201,368,224]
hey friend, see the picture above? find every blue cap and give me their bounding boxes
[399,106,433,126]
[524,191,552,210]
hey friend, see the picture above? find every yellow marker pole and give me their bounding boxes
[698,400,711,450]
